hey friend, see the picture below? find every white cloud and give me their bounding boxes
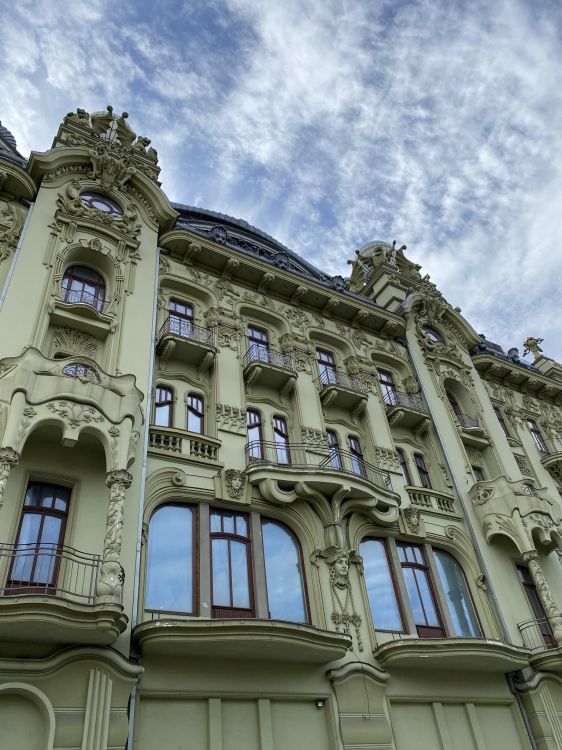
[1,0,561,360]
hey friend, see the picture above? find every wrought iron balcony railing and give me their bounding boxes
[0,543,122,605]
[242,345,294,371]
[382,390,428,414]
[245,441,392,491]
[61,288,108,313]
[315,369,366,394]
[158,316,214,346]
[457,412,480,430]
[518,617,557,651]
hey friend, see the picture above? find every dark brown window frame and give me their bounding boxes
[362,536,407,634]
[348,434,367,478]
[272,414,291,464]
[247,408,264,459]
[396,541,446,638]
[493,406,511,438]
[210,508,255,618]
[7,481,71,595]
[414,453,432,489]
[154,385,174,427]
[516,564,556,648]
[378,369,397,406]
[527,419,548,454]
[61,265,106,312]
[397,448,412,485]
[187,392,205,434]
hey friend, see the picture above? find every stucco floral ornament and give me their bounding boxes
[313,547,363,651]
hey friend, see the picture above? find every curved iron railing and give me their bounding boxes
[382,389,428,413]
[244,440,391,491]
[62,288,108,313]
[0,542,123,605]
[158,315,214,346]
[518,617,557,651]
[457,412,480,429]
[242,345,294,371]
[315,369,366,394]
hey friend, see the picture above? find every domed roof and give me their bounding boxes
[0,121,26,167]
[0,121,17,150]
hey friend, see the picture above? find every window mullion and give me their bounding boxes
[425,543,453,636]
[251,511,269,619]
[198,504,211,617]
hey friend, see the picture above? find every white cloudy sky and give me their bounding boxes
[1,0,561,361]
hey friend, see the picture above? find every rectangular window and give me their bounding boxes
[397,543,445,638]
[187,393,204,434]
[378,370,397,406]
[414,454,432,489]
[493,406,510,438]
[517,565,556,648]
[527,420,549,455]
[316,349,336,385]
[8,482,71,594]
[210,509,253,618]
[248,325,270,362]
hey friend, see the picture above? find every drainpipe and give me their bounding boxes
[126,244,162,749]
[0,200,34,312]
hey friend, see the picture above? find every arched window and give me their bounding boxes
[273,415,290,464]
[447,392,463,420]
[326,429,342,470]
[80,191,123,217]
[397,448,412,485]
[145,505,194,613]
[348,435,366,477]
[62,265,106,312]
[262,520,307,623]
[316,348,337,385]
[247,409,263,460]
[361,538,404,632]
[397,542,445,638]
[62,363,99,382]
[434,550,481,637]
[248,325,270,362]
[421,325,444,343]
[378,370,397,406]
[187,393,204,434]
[154,386,174,427]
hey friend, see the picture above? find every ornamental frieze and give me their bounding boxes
[0,202,23,263]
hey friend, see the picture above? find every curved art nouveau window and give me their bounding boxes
[80,191,123,216]
[421,324,444,343]
[62,363,99,382]
[62,265,106,312]
[262,520,307,623]
[145,505,194,613]
[433,549,481,637]
[361,538,403,632]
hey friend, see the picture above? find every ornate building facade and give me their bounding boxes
[1,107,562,749]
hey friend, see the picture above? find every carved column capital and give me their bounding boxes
[522,550,540,564]
[105,469,132,489]
[0,447,21,509]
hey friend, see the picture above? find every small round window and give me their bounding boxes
[80,191,123,217]
[421,325,444,343]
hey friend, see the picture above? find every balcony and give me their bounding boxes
[455,412,489,448]
[406,487,457,515]
[374,636,529,673]
[51,289,113,338]
[134,617,351,664]
[244,441,399,518]
[383,390,430,429]
[242,346,296,395]
[149,426,221,466]
[536,436,562,481]
[0,543,127,645]
[518,618,562,673]
[315,369,367,414]
[156,316,216,370]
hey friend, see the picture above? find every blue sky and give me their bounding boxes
[2,0,561,361]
